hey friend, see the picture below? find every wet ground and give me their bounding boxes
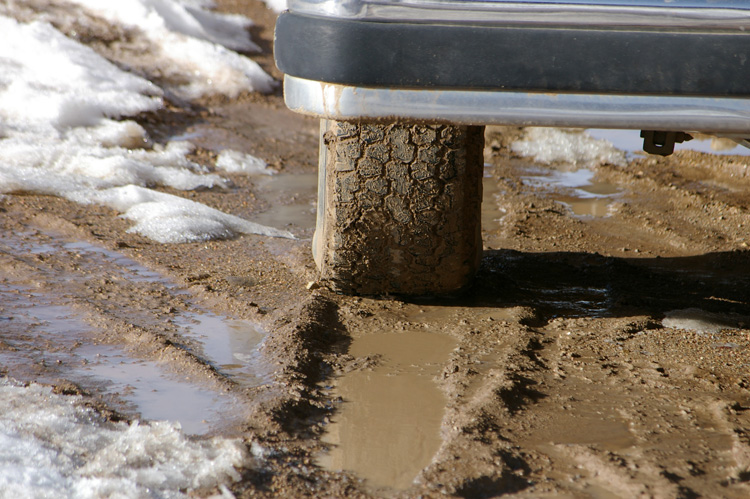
[2,1,750,497]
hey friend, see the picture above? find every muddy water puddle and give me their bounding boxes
[73,343,243,434]
[521,167,622,218]
[527,285,613,318]
[319,329,458,490]
[6,233,179,293]
[173,311,269,387]
[483,162,623,240]
[250,172,318,236]
[0,231,267,434]
[0,282,256,434]
[0,290,94,365]
[0,292,214,426]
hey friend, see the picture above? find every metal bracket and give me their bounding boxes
[640,130,693,156]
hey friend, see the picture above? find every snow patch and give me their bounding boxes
[72,185,294,243]
[0,17,162,133]
[0,5,291,243]
[263,0,288,13]
[0,135,225,194]
[216,150,276,175]
[0,379,247,498]
[63,0,276,98]
[511,128,627,167]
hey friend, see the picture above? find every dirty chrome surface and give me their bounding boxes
[285,76,750,135]
[283,1,750,135]
[288,0,750,29]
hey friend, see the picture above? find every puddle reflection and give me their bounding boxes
[319,330,457,490]
[522,285,612,318]
[662,308,741,336]
[0,292,243,434]
[174,312,268,387]
[0,231,266,435]
[73,344,240,435]
[251,173,317,234]
[521,167,622,218]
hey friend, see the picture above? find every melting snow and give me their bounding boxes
[263,0,288,13]
[0,0,291,244]
[76,185,293,243]
[216,150,277,175]
[511,127,627,167]
[62,0,275,97]
[0,17,162,132]
[0,379,247,498]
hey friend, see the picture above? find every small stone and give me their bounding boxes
[306,281,321,290]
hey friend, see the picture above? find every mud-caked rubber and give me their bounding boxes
[314,120,484,295]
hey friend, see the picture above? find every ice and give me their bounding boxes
[0,379,247,498]
[511,127,627,167]
[216,150,277,175]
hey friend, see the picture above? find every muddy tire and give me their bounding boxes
[313,120,485,295]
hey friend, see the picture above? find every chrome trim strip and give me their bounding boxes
[284,76,750,134]
[288,0,750,30]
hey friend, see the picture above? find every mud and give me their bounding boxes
[319,327,458,490]
[2,1,750,497]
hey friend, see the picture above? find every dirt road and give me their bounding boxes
[1,1,750,497]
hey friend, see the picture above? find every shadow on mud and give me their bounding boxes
[451,249,750,323]
[457,475,530,499]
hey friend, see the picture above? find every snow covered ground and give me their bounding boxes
[0,1,286,496]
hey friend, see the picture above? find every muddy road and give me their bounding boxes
[2,1,750,497]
